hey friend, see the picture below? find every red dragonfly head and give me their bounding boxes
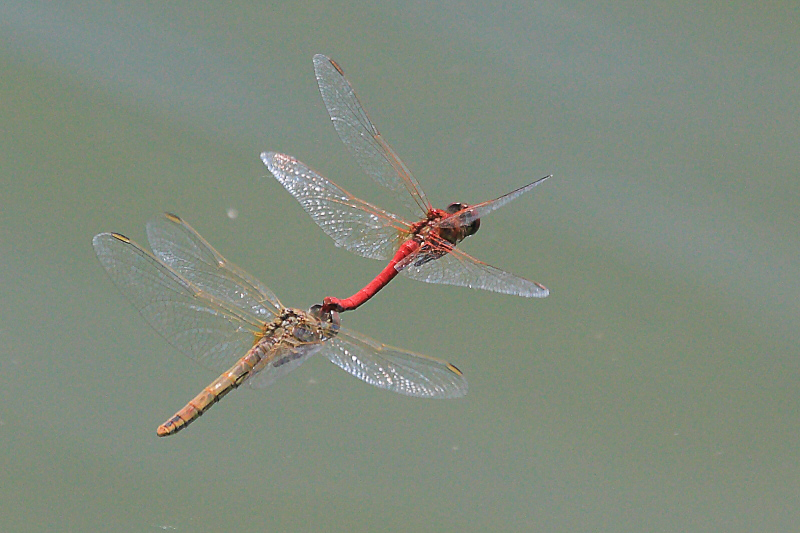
[438,202,481,246]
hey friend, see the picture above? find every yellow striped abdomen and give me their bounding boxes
[156,344,266,437]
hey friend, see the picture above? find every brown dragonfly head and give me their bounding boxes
[307,304,341,340]
[438,202,481,245]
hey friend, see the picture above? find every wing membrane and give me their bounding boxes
[399,236,549,298]
[321,328,468,399]
[146,214,282,323]
[438,175,552,229]
[262,152,407,260]
[93,233,262,373]
[95,226,471,396]
[313,54,430,216]
[244,343,325,389]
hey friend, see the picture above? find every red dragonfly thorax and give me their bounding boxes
[410,203,481,247]
[320,202,485,314]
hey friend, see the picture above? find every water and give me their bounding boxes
[1,2,798,531]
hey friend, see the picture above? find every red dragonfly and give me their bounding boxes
[262,54,550,312]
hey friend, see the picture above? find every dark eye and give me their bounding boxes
[465,218,480,237]
[446,202,466,214]
[308,305,341,331]
[444,202,480,238]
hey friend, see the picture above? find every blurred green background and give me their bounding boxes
[1,1,798,531]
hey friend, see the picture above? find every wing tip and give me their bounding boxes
[92,232,130,245]
[445,378,469,399]
[534,282,549,298]
[446,362,464,376]
[531,281,550,298]
[91,233,108,246]
[260,151,275,165]
[164,212,182,224]
[110,232,131,244]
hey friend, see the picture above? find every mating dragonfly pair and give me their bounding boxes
[94,55,550,436]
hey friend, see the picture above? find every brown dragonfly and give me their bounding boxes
[262,54,550,313]
[93,214,467,437]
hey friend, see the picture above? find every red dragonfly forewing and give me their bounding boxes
[313,54,431,216]
[437,174,553,230]
[262,151,409,260]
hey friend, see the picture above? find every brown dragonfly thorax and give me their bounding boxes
[256,307,340,348]
[247,307,340,373]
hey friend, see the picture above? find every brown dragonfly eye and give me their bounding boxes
[308,304,341,336]
[293,324,317,343]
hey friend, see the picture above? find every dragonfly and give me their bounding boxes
[262,54,550,313]
[93,213,467,437]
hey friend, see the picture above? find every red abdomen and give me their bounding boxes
[324,238,421,312]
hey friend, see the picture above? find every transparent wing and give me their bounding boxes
[262,152,408,260]
[146,213,281,323]
[320,327,467,399]
[399,235,549,298]
[313,54,430,217]
[438,175,552,229]
[244,343,325,389]
[92,232,263,373]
